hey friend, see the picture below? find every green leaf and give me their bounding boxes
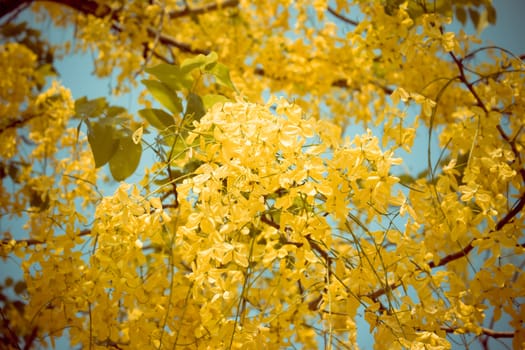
[157,131,176,147]
[169,135,190,160]
[202,52,219,71]
[109,135,142,181]
[107,105,126,118]
[398,173,416,184]
[142,79,182,115]
[184,159,202,173]
[138,108,176,130]
[468,8,480,29]
[75,96,107,118]
[145,64,193,91]
[209,63,237,91]
[180,52,218,74]
[486,4,496,24]
[202,94,230,110]
[455,6,467,25]
[87,122,119,168]
[185,93,206,122]
[153,176,173,186]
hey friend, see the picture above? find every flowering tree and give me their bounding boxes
[1,1,524,349]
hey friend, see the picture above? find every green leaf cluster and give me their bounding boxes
[138,51,237,186]
[74,97,141,181]
[77,52,236,182]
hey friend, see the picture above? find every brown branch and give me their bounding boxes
[448,51,488,114]
[450,46,525,172]
[0,113,39,135]
[365,280,402,300]
[495,192,525,232]
[10,0,238,56]
[428,242,474,269]
[367,191,525,299]
[168,0,239,19]
[0,308,24,350]
[450,46,525,174]
[0,119,28,135]
[254,67,393,94]
[429,191,525,269]
[327,6,359,26]
[334,78,394,94]
[0,0,31,23]
[0,0,27,18]
[1,229,91,247]
[260,213,328,259]
[35,0,112,17]
[145,26,209,55]
[420,48,525,270]
[260,213,280,230]
[441,326,514,338]
[50,0,211,55]
[33,0,239,20]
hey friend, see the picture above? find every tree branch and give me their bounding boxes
[0,113,40,135]
[441,326,514,338]
[423,49,525,270]
[367,192,525,300]
[1,229,91,247]
[429,191,525,268]
[0,0,31,23]
[260,213,328,259]
[0,0,26,18]
[327,6,359,26]
[365,280,402,300]
[168,0,239,19]
[1,0,239,55]
[254,67,393,94]
[145,26,209,55]
[32,0,239,20]
[50,0,220,54]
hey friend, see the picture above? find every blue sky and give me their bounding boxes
[481,0,525,54]
[2,1,525,349]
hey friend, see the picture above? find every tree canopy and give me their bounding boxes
[1,0,524,349]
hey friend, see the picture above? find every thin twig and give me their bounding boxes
[327,6,359,26]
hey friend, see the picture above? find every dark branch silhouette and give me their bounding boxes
[327,6,359,26]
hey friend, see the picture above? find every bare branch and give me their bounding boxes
[32,0,239,20]
[0,113,40,135]
[168,0,239,19]
[254,67,393,94]
[1,229,91,247]
[365,280,402,300]
[327,6,359,26]
[441,326,514,338]
[0,0,31,23]
[146,26,209,55]
[14,0,238,56]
